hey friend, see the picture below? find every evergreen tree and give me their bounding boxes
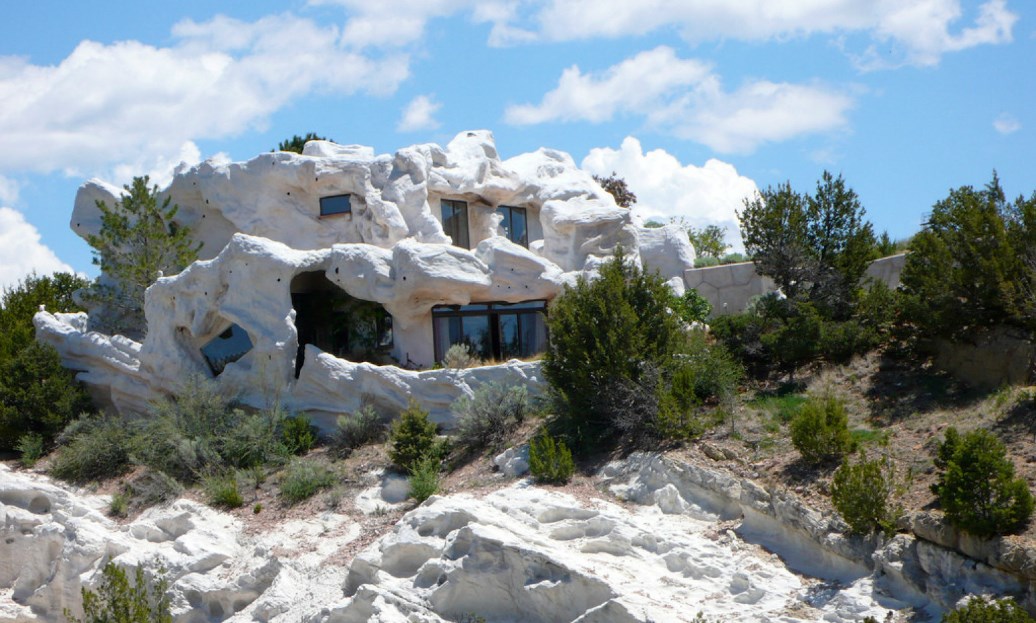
[84,176,200,338]
[275,133,331,154]
[593,172,637,208]
[687,225,730,259]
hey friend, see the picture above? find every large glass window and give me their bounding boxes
[319,194,352,217]
[201,324,254,376]
[441,199,470,248]
[432,300,547,363]
[496,206,528,247]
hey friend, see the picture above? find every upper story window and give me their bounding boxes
[441,199,469,248]
[320,194,352,217]
[496,206,528,247]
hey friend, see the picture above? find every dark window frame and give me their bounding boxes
[319,194,352,217]
[496,205,529,247]
[441,199,470,248]
[432,300,547,363]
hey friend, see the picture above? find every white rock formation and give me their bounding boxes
[41,131,696,420]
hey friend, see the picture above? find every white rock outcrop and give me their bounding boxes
[41,131,696,420]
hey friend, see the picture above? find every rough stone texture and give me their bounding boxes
[932,326,1036,390]
[684,253,907,316]
[43,131,697,418]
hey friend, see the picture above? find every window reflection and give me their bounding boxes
[432,300,547,363]
[496,206,528,247]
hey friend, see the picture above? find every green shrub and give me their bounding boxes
[331,405,385,456]
[389,401,441,472]
[789,395,855,465]
[122,470,182,509]
[51,417,133,484]
[65,561,172,623]
[672,289,712,323]
[831,453,898,536]
[0,342,94,451]
[280,414,317,455]
[109,491,129,518]
[544,249,735,448]
[453,383,528,453]
[279,459,336,504]
[16,432,44,467]
[203,472,244,509]
[408,456,441,502]
[220,411,289,469]
[443,343,481,369]
[818,319,879,364]
[529,431,574,485]
[942,596,1036,623]
[932,427,1034,537]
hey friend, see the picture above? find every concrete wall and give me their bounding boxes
[684,253,908,316]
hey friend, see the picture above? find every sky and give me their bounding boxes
[0,0,1033,290]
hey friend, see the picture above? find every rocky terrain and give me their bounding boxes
[6,443,1034,623]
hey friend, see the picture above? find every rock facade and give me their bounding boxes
[39,131,696,420]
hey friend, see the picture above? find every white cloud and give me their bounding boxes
[582,137,758,253]
[993,112,1021,135]
[313,0,1016,67]
[0,175,18,205]
[0,207,75,291]
[506,47,853,154]
[0,13,410,178]
[397,95,442,132]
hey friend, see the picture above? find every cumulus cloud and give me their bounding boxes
[0,175,18,205]
[506,47,853,154]
[0,207,76,291]
[397,95,442,132]
[313,0,1016,67]
[582,137,758,252]
[0,13,410,178]
[993,112,1021,135]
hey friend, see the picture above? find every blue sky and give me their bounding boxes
[0,0,1032,289]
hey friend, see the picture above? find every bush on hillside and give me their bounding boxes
[280,414,317,455]
[389,401,443,472]
[331,405,385,456]
[790,395,855,465]
[443,343,481,369]
[941,596,1036,623]
[831,453,898,536]
[544,248,739,448]
[408,456,441,502]
[279,459,337,504]
[50,417,133,484]
[932,427,1033,537]
[529,431,574,485]
[452,383,528,453]
[65,561,172,623]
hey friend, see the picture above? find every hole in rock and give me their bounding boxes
[290,271,393,378]
[201,324,254,376]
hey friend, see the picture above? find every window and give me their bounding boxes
[319,194,352,217]
[201,324,253,376]
[496,206,528,247]
[432,300,547,362]
[441,199,469,248]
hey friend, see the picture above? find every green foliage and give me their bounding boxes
[932,427,1034,537]
[389,401,441,472]
[0,341,93,451]
[831,453,898,536]
[275,132,331,153]
[331,405,385,456]
[279,459,336,504]
[65,561,172,623]
[593,172,637,207]
[942,596,1036,623]
[16,432,44,467]
[529,431,575,485]
[453,383,528,453]
[789,395,855,465]
[84,176,201,338]
[131,378,290,484]
[901,173,1036,339]
[279,415,317,456]
[672,289,712,324]
[687,224,730,259]
[544,249,737,447]
[203,472,244,508]
[109,492,129,517]
[738,172,876,319]
[51,417,133,484]
[875,230,899,257]
[443,343,482,369]
[0,272,89,359]
[407,456,441,502]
